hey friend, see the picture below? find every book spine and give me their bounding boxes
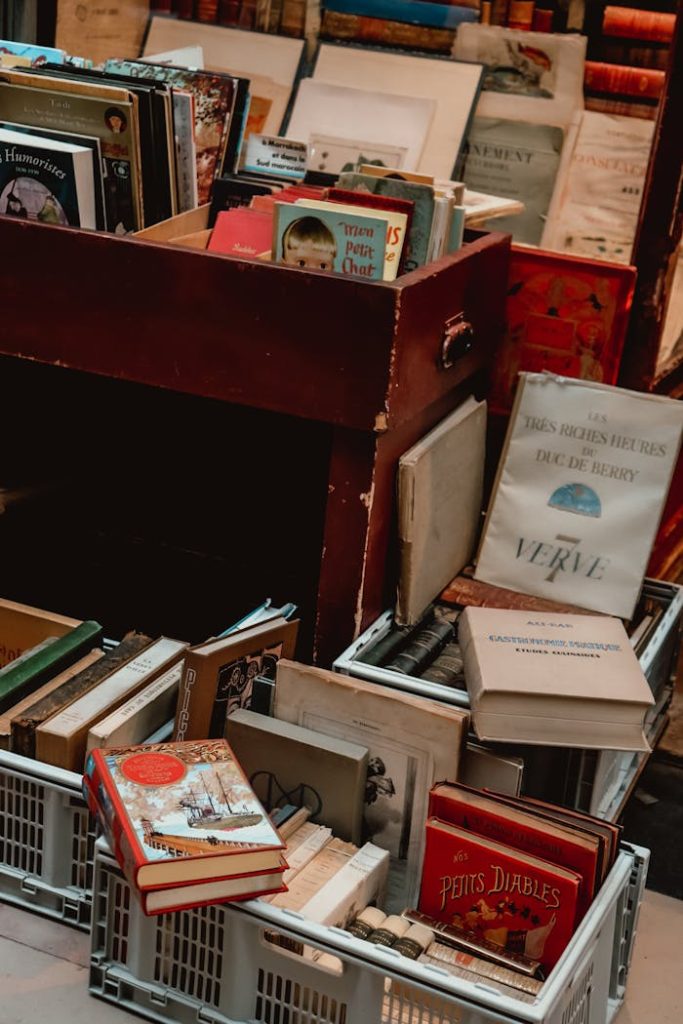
[320,9,456,51]
[177,0,195,16]
[584,61,664,99]
[490,0,509,24]
[321,0,478,29]
[480,0,492,21]
[602,6,675,44]
[506,0,534,29]
[600,40,670,70]
[584,96,658,120]
[84,751,141,887]
[196,0,219,19]
[531,6,553,31]
[219,0,242,22]
[238,0,259,26]
[280,0,307,34]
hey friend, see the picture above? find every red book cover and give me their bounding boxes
[428,783,600,920]
[584,61,664,99]
[603,6,675,43]
[208,208,273,258]
[84,739,286,892]
[490,246,635,415]
[419,818,581,971]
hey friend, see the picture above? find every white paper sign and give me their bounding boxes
[476,373,683,618]
[243,134,307,180]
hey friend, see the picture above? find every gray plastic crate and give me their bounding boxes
[0,750,93,928]
[89,840,649,1024]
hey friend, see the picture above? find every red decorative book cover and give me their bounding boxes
[83,739,286,896]
[428,783,600,920]
[419,818,581,971]
[490,246,635,415]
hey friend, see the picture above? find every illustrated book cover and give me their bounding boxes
[418,818,581,971]
[83,738,286,908]
[226,708,368,843]
[174,616,299,742]
[0,125,97,229]
[294,196,407,281]
[428,782,600,919]
[475,372,683,617]
[488,248,636,415]
[273,659,469,909]
[273,200,388,280]
[458,606,654,750]
[397,396,486,626]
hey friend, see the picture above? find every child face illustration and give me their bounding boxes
[284,237,335,271]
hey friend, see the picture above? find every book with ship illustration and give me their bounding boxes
[83,738,286,905]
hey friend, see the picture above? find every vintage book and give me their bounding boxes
[294,197,407,281]
[295,841,389,928]
[488,247,636,415]
[208,208,274,258]
[338,172,434,271]
[359,165,434,185]
[286,79,435,176]
[86,662,182,754]
[440,573,595,615]
[174,617,298,742]
[419,818,581,970]
[226,708,368,842]
[602,6,675,43]
[36,637,188,771]
[0,120,107,231]
[209,175,276,226]
[312,43,483,178]
[273,201,388,280]
[459,607,654,750]
[270,837,357,909]
[600,39,670,71]
[475,373,683,617]
[0,67,142,232]
[55,0,149,66]
[327,187,414,273]
[1,649,103,751]
[83,738,286,893]
[0,620,103,716]
[274,660,469,907]
[0,125,97,229]
[396,396,486,625]
[583,61,664,100]
[0,598,81,670]
[386,619,455,674]
[543,111,655,264]
[462,117,565,246]
[428,782,600,919]
[418,946,539,1002]
[170,90,199,213]
[278,821,333,886]
[141,861,287,915]
[584,96,657,120]
[11,632,153,759]
[0,40,67,67]
[459,743,524,796]
[320,10,457,54]
[321,0,478,29]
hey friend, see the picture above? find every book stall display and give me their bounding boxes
[0,3,682,1024]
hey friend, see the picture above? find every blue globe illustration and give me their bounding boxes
[547,483,602,518]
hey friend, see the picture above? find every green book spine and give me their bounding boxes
[0,620,104,714]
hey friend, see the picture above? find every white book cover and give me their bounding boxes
[542,111,655,264]
[475,373,683,618]
[286,79,435,174]
[312,44,483,179]
[453,24,586,128]
[86,661,182,754]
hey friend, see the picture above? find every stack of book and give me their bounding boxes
[83,738,289,914]
[319,0,479,55]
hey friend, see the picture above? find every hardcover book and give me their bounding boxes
[226,708,369,843]
[0,125,97,229]
[458,606,654,750]
[0,598,81,670]
[208,207,273,258]
[174,616,299,741]
[83,738,286,897]
[428,782,600,919]
[475,372,683,617]
[274,660,469,908]
[273,201,388,280]
[419,818,581,971]
[397,396,486,625]
[11,632,153,760]
[294,197,407,281]
[36,636,188,771]
[86,662,183,753]
[488,247,636,415]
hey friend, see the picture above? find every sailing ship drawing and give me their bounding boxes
[178,769,263,831]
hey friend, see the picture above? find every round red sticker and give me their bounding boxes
[120,752,186,787]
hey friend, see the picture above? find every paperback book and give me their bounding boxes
[273,201,388,279]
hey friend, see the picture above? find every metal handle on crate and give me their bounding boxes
[440,314,474,369]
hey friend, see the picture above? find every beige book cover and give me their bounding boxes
[226,708,368,843]
[396,396,486,625]
[36,637,187,771]
[274,660,468,908]
[459,606,654,750]
[174,617,299,742]
[270,837,357,910]
[86,661,182,754]
[56,0,149,67]
[0,649,102,750]
[475,373,683,618]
